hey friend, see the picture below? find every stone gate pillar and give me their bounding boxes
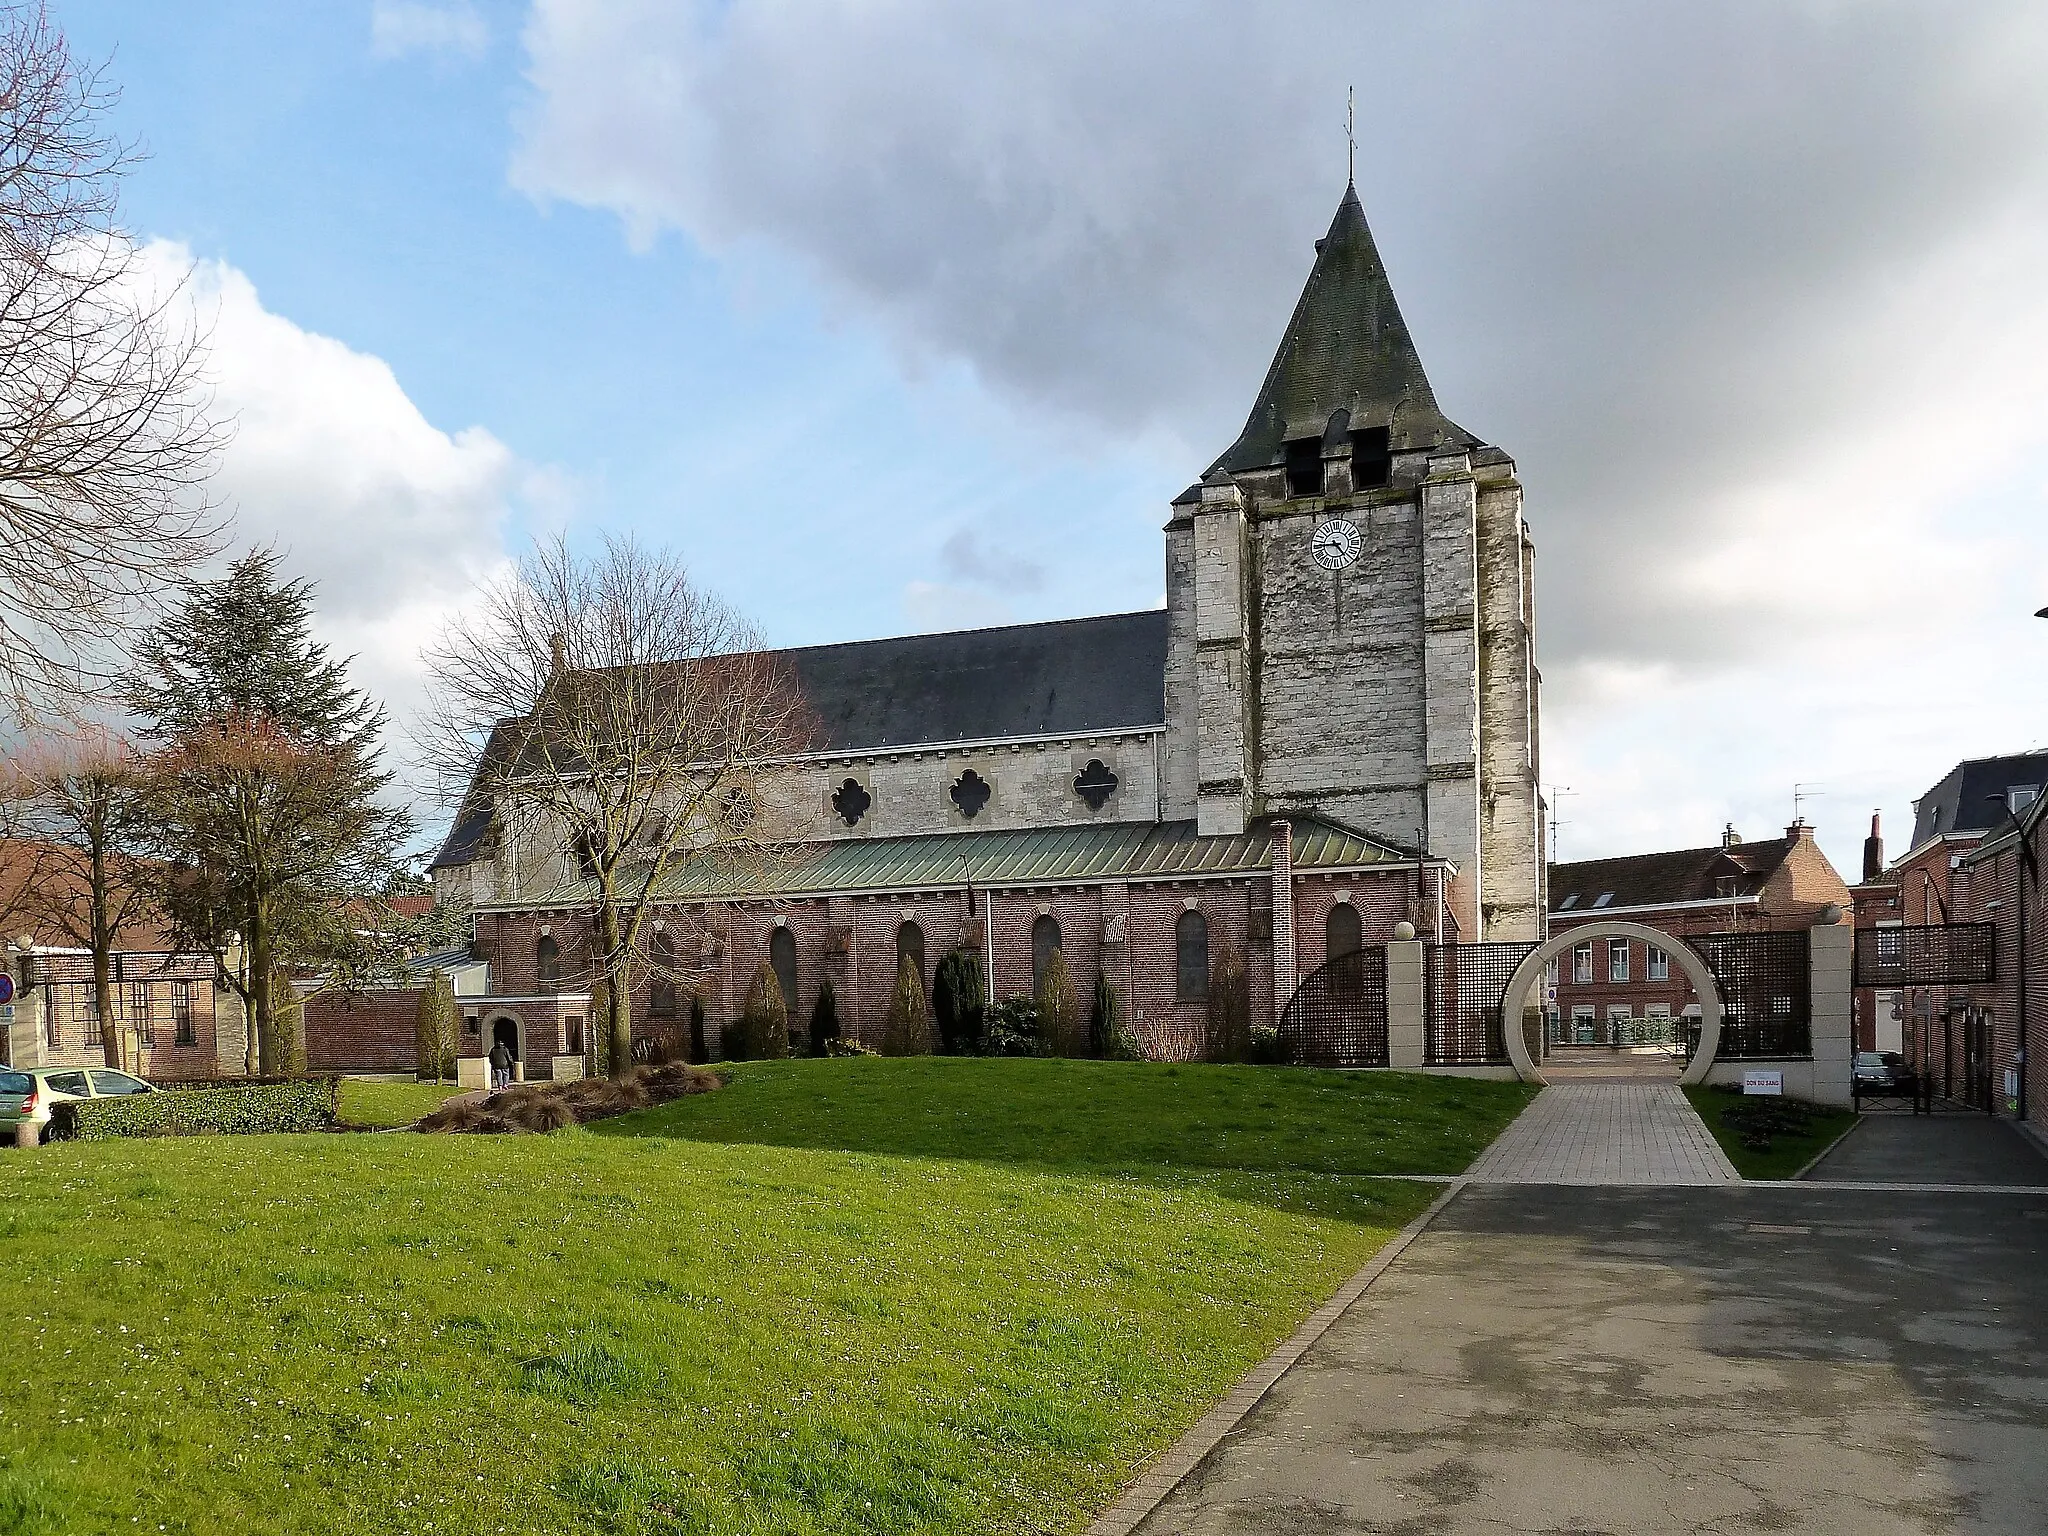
[1387,930,1427,1070]
[1810,918,1854,1107]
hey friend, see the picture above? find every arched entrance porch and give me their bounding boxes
[1497,921,1725,1088]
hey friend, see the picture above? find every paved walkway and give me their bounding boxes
[1128,1183,2048,1534]
[1806,1110,2048,1186]
[1463,1083,1738,1185]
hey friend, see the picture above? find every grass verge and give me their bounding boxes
[0,1057,1531,1535]
[1682,1084,1858,1180]
[598,1055,1537,1175]
[337,1079,464,1129]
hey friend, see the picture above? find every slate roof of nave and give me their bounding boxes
[781,609,1167,751]
[1211,182,1479,476]
[481,814,1410,906]
[430,610,1169,871]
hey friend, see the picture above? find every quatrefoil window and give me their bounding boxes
[831,778,871,827]
[1074,758,1119,811]
[950,769,992,820]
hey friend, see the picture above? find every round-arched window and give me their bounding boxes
[1032,914,1061,993]
[1176,910,1209,1002]
[535,934,560,987]
[896,920,926,989]
[1326,903,1362,994]
[770,926,798,1016]
[648,930,678,1018]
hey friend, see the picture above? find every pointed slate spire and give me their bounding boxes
[1210,183,1474,476]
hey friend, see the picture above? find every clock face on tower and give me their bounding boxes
[1311,517,1363,572]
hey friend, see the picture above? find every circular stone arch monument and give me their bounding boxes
[1496,920,1724,1087]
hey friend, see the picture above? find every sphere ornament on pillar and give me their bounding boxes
[1393,921,1416,941]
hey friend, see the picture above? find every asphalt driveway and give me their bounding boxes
[1132,1182,2048,1534]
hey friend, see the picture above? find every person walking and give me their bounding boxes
[487,1038,513,1092]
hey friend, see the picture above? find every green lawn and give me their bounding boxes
[603,1056,1538,1175]
[1682,1085,1858,1180]
[0,1060,1529,1535]
[337,1078,466,1129]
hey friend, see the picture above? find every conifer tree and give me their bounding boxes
[932,948,985,1054]
[1204,941,1252,1064]
[741,961,789,1060]
[1036,947,1084,1058]
[129,550,412,1074]
[809,975,840,1055]
[880,951,932,1056]
[687,992,708,1065]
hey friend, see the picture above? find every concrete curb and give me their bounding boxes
[1083,1178,1466,1536]
[1789,1112,1866,1181]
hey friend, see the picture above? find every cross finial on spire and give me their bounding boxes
[1346,85,1355,185]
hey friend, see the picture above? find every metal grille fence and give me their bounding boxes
[1425,942,1537,1064]
[1277,948,1389,1067]
[1853,923,1996,988]
[1694,929,1811,1058]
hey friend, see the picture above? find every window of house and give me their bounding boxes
[131,982,154,1045]
[1647,945,1669,982]
[2010,786,2041,814]
[171,981,195,1046]
[896,920,925,991]
[1031,914,1061,994]
[1557,893,1580,911]
[1283,437,1324,497]
[564,1015,584,1054]
[1572,941,1593,984]
[1717,876,1738,898]
[1545,957,1559,989]
[1608,940,1629,982]
[648,930,678,1018]
[1592,892,1615,909]
[1176,909,1209,1002]
[464,1012,480,1038]
[770,926,798,1018]
[1572,1005,1596,1043]
[536,934,560,987]
[77,984,98,1023]
[45,997,59,1047]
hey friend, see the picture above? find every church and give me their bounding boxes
[429,181,1544,1070]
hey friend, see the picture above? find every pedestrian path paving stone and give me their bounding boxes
[1462,1083,1738,1185]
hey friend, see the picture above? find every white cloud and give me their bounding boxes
[135,240,529,743]
[509,2,2048,875]
[372,1,489,62]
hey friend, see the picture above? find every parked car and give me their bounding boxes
[0,1066,157,1144]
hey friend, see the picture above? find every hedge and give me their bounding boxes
[50,1077,340,1141]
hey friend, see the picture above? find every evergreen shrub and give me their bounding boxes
[52,1077,340,1141]
[687,994,709,1065]
[983,996,1042,1057]
[741,962,790,1060]
[1204,941,1252,1064]
[932,949,985,1054]
[879,953,933,1056]
[809,977,841,1055]
[414,971,459,1081]
[1036,948,1085,1058]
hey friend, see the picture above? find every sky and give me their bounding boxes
[55,0,2048,878]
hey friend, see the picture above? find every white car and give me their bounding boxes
[0,1066,157,1144]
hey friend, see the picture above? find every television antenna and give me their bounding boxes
[1793,782,1826,824]
[1544,784,1576,862]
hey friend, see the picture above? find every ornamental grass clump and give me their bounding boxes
[415,1062,717,1135]
[879,952,933,1056]
[740,961,789,1060]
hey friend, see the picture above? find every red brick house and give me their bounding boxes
[0,840,243,1080]
[1545,822,1852,1049]
[1881,752,2048,1109]
[1948,793,2047,1134]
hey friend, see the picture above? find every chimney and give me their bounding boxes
[1722,823,1741,848]
[1862,812,1884,883]
[1786,820,1814,843]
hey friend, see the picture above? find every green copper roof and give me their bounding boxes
[1211,183,1476,475]
[507,816,1408,907]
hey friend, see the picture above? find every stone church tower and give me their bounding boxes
[1162,183,1543,941]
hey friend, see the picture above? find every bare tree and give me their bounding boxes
[0,4,225,725]
[421,534,815,1077]
[0,725,157,1068]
